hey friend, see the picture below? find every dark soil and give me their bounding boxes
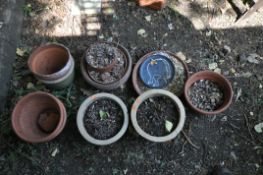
[87,44,126,83]
[86,43,116,68]
[83,99,123,140]
[37,109,60,133]
[137,96,179,136]
[188,80,224,111]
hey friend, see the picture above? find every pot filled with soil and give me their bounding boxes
[77,93,129,145]
[184,71,233,115]
[12,91,67,143]
[28,43,75,89]
[132,51,189,96]
[81,42,132,90]
[131,89,186,142]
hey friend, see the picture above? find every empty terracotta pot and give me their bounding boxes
[12,91,67,143]
[184,71,233,115]
[138,0,166,10]
[28,43,75,89]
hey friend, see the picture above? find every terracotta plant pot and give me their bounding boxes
[184,71,233,115]
[131,89,186,142]
[132,51,189,96]
[28,43,75,89]
[81,42,132,90]
[12,91,67,143]
[138,0,166,10]
[77,93,129,146]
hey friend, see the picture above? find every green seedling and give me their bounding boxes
[165,120,173,133]
[99,110,109,120]
[23,4,33,16]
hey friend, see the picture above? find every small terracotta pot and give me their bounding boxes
[12,91,67,143]
[131,89,186,142]
[81,42,132,90]
[138,0,166,10]
[77,93,129,146]
[184,71,233,115]
[28,43,75,89]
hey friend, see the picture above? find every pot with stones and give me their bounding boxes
[77,93,129,145]
[12,91,67,143]
[132,51,189,96]
[184,71,233,115]
[81,42,132,90]
[131,89,186,142]
[28,43,75,89]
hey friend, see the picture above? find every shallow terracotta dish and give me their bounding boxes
[184,71,233,115]
[12,91,67,143]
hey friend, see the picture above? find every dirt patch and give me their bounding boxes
[84,99,123,140]
[137,96,179,136]
[188,80,224,111]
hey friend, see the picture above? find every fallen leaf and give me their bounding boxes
[51,148,59,157]
[137,29,147,38]
[16,48,25,57]
[165,120,173,132]
[209,62,218,70]
[214,68,221,74]
[145,15,151,22]
[176,52,186,61]
[230,68,236,74]
[254,123,263,133]
[26,82,34,89]
[235,88,242,102]
[168,23,174,30]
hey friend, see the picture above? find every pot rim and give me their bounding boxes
[76,93,129,146]
[131,89,186,142]
[183,70,233,115]
[81,42,132,90]
[40,59,75,85]
[11,91,67,143]
[132,50,189,95]
[28,43,73,80]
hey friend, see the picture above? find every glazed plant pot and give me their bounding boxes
[81,42,132,90]
[131,89,186,142]
[77,93,129,146]
[184,71,233,115]
[12,91,67,143]
[138,0,166,10]
[28,43,75,89]
[132,51,189,96]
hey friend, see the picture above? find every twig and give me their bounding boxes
[243,114,256,144]
[181,131,199,150]
[179,140,187,155]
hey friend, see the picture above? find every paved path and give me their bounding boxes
[0,0,24,111]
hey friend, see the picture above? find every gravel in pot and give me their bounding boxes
[184,71,233,115]
[81,42,132,90]
[77,93,129,145]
